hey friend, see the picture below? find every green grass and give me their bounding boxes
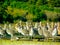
[0,39,60,45]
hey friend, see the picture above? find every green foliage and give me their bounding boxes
[16,0,29,2]
[32,12,47,22]
[48,0,60,7]
[0,0,60,23]
[36,0,47,5]
[28,0,37,4]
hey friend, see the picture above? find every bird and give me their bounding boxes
[0,26,5,39]
[29,26,34,40]
[51,23,58,41]
[29,28,33,36]
[45,22,52,34]
[34,22,38,29]
[15,22,29,39]
[57,22,60,35]
[6,24,18,41]
[25,22,29,30]
[3,24,7,30]
[52,23,58,36]
[38,22,43,36]
[41,24,52,41]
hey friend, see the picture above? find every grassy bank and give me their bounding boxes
[0,39,60,45]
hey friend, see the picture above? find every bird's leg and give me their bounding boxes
[0,36,1,39]
[30,36,32,40]
[24,35,26,39]
[47,37,49,42]
[27,35,30,40]
[11,35,14,41]
[44,37,48,42]
[52,37,55,42]
[19,33,21,39]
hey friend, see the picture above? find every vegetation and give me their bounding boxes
[0,39,60,45]
[0,0,60,23]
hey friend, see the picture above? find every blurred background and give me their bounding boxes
[0,0,60,23]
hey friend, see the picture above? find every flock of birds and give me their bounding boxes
[0,21,60,41]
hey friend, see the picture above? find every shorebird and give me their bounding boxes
[15,22,29,38]
[52,23,58,36]
[41,24,52,41]
[51,23,58,41]
[38,22,43,36]
[34,22,38,28]
[29,26,34,39]
[6,24,19,41]
[0,26,6,39]
[45,22,52,34]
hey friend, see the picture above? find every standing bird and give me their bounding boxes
[3,24,7,30]
[38,22,43,36]
[57,22,60,35]
[42,24,52,41]
[29,26,34,39]
[52,23,58,36]
[15,22,29,39]
[34,22,38,29]
[6,24,18,41]
[52,23,58,41]
[45,22,52,34]
[0,26,5,39]
[37,22,44,41]
[25,22,29,30]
